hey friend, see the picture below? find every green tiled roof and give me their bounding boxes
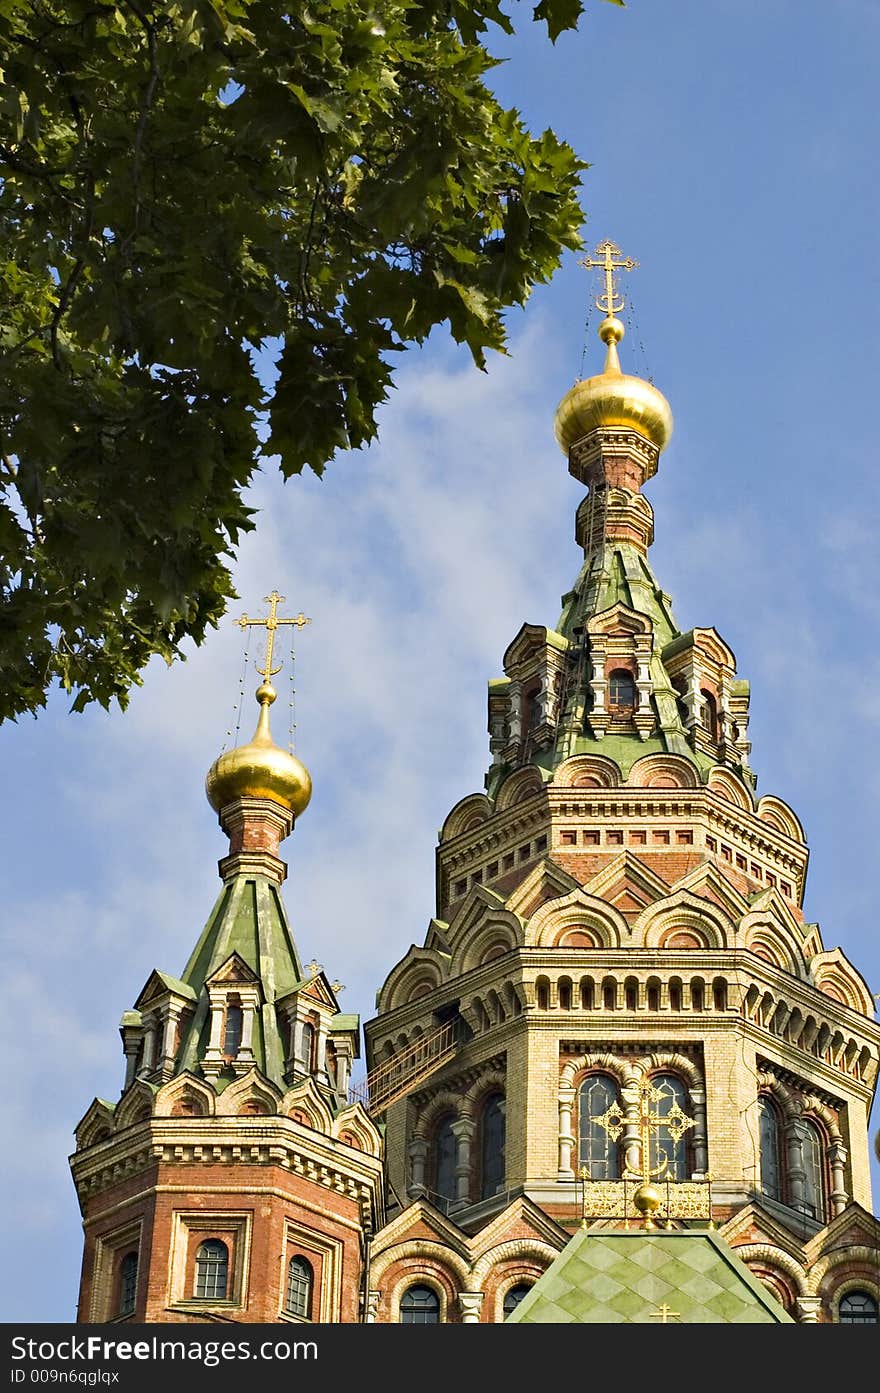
[507,1229,792,1324]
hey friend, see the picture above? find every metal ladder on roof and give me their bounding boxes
[348,1020,459,1115]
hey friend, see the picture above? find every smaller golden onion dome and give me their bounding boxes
[206,681,312,816]
[553,316,673,456]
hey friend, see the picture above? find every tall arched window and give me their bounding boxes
[194,1239,229,1300]
[400,1285,440,1324]
[608,669,636,709]
[699,690,718,739]
[286,1256,313,1319]
[503,1284,532,1318]
[579,1074,620,1179]
[118,1252,138,1317]
[433,1114,458,1206]
[758,1096,782,1201]
[800,1121,826,1222]
[480,1093,506,1199]
[839,1291,878,1324]
[648,1074,690,1181]
[300,1021,315,1072]
[223,1002,242,1057]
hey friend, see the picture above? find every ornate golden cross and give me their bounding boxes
[578,239,638,318]
[236,590,311,681]
[592,1076,695,1187]
[649,1303,681,1323]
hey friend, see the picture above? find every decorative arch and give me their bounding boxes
[636,891,732,950]
[214,1067,281,1117]
[74,1099,117,1151]
[827,1276,880,1323]
[809,949,875,1016]
[809,1247,880,1299]
[627,754,699,790]
[527,889,628,950]
[739,910,808,977]
[553,754,622,790]
[706,765,755,811]
[113,1080,156,1131]
[495,766,546,812]
[727,1243,808,1298]
[279,1077,334,1134]
[469,1239,560,1292]
[154,1072,216,1119]
[451,915,522,977]
[330,1103,383,1157]
[756,795,805,844]
[642,1051,702,1089]
[440,793,493,844]
[376,947,447,1014]
[412,1090,471,1140]
[560,1052,638,1090]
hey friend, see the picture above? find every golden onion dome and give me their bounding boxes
[553,316,673,456]
[206,681,312,816]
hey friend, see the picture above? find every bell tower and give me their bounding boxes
[363,246,880,1323]
[70,594,383,1324]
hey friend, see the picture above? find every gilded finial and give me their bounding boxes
[205,590,313,817]
[579,239,638,371]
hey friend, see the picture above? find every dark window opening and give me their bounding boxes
[400,1285,440,1324]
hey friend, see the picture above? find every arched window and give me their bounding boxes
[433,1114,458,1206]
[400,1285,440,1324]
[699,690,717,739]
[300,1021,315,1072]
[503,1284,532,1318]
[223,1003,242,1057]
[648,1074,690,1181]
[608,669,636,710]
[799,1121,825,1222]
[758,1096,782,1201]
[194,1239,229,1300]
[118,1252,138,1317]
[285,1256,313,1319]
[839,1291,878,1324]
[480,1094,506,1199]
[579,1074,621,1179]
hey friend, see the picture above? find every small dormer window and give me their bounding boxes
[608,669,636,710]
[300,1021,315,1072]
[223,1002,243,1058]
[699,689,718,739]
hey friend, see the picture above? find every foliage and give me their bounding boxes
[0,0,612,720]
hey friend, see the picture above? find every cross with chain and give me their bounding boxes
[578,238,638,319]
[236,590,311,682]
[581,1075,696,1228]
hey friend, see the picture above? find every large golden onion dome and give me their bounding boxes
[553,316,673,456]
[206,681,312,816]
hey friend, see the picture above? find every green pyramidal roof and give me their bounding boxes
[174,874,305,1086]
[507,1229,792,1324]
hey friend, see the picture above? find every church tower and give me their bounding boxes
[363,244,880,1323]
[70,598,384,1323]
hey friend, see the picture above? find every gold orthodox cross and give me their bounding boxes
[649,1303,681,1323]
[585,1076,696,1226]
[236,590,311,681]
[578,239,638,318]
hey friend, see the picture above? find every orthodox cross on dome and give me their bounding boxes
[236,590,311,682]
[578,238,638,319]
[306,959,323,978]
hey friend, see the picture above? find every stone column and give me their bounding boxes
[621,1081,641,1178]
[558,1087,576,1179]
[201,996,225,1078]
[159,1004,182,1080]
[407,1137,428,1198]
[690,1087,708,1177]
[238,996,257,1065]
[365,1291,381,1324]
[796,1296,822,1324]
[459,1292,483,1324]
[828,1142,848,1217]
[786,1122,808,1213]
[451,1117,477,1209]
[138,1013,159,1077]
[121,1030,142,1091]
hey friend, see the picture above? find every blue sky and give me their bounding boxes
[2,0,879,1321]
